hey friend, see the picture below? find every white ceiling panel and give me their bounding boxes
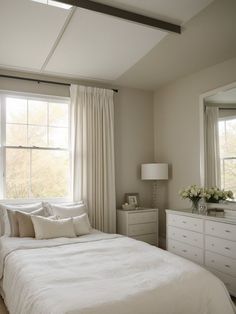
[45,8,167,80]
[92,0,214,24]
[0,0,70,70]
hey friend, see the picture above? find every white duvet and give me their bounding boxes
[0,231,235,314]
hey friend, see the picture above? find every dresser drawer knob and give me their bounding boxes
[182,235,187,238]
[225,247,230,250]
[211,244,215,246]
[194,224,197,227]
[172,246,175,249]
[211,259,215,263]
[194,254,197,257]
[211,228,215,231]
[225,265,230,268]
[182,221,186,224]
[225,230,231,233]
[182,249,187,253]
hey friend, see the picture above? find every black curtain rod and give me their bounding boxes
[0,74,118,93]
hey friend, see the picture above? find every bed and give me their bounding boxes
[0,230,235,314]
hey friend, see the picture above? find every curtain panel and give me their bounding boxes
[70,85,116,233]
[205,106,221,187]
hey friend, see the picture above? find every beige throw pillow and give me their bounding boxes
[7,206,46,237]
[16,208,49,238]
[0,203,42,236]
[73,213,91,236]
[31,216,76,240]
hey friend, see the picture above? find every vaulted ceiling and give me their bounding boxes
[1,0,235,90]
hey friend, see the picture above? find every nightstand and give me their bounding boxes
[117,208,159,246]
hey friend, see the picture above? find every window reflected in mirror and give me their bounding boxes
[204,87,236,199]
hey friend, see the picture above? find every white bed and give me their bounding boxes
[0,230,235,314]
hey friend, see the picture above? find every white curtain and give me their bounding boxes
[205,106,221,187]
[70,85,116,233]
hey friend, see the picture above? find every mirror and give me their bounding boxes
[200,82,236,202]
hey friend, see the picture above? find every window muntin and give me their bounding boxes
[1,93,70,200]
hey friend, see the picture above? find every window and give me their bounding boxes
[0,93,70,200]
[218,116,236,196]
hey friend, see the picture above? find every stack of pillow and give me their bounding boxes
[0,202,91,240]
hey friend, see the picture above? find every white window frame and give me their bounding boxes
[218,115,236,192]
[0,90,72,204]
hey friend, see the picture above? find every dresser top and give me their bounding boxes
[166,209,236,225]
[117,208,158,213]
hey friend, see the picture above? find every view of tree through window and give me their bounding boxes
[218,118,236,196]
[4,96,70,199]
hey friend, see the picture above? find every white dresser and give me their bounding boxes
[117,208,159,246]
[166,209,236,296]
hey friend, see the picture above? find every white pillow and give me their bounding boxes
[73,213,91,236]
[31,216,76,240]
[44,203,87,218]
[0,203,43,236]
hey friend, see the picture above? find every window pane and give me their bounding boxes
[28,126,47,147]
[49,127,68,148]
[222,159,236,196]
[6,98,27,124]
[28,100,47,125]
[225,119,236,156]
[6,124,27,146]
[31,150,69,198]
[6,148,29,199]
[49,102,68,127]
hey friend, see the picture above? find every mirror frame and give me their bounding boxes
[199,81,236,207]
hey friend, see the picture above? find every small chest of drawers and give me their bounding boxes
[166,209,236,297]
[117,208,158,246]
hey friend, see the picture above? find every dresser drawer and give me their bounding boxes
[205,235,236,259]
[205,220,236,241]
[132,233,157,245]
[168,226,203,248]
[168,239,204,264]
[205,251,236,276]
[128,211,156,224]
[167,214,203,233]
[128,222,157,236]
[207,267,236,296]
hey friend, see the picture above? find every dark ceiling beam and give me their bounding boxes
[56,0,181,34]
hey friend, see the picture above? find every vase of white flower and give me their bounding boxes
[179,185,205,214]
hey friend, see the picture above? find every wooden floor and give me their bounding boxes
[0,297,8,314]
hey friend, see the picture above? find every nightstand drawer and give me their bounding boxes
[132,233,157,245]
[168,226,203,248]
[205,251,236,276]
[128,222,157,236]
[205,220,236,241]
[128,211,156,224]
[205,235,236,259]
[168,239,203,264]
[168,214,203,233]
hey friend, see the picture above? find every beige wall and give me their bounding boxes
[0,71,154,209]
[154,56,236,238]
[114,88,154,209]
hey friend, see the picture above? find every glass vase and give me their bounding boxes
[191,199,199,214]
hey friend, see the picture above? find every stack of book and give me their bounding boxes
[224,209,236,220]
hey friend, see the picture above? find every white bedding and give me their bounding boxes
[0,231,235,314]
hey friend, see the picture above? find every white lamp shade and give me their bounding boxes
[141,163,168,180]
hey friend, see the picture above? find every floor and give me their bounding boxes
[0,295,235,313]
[0,297,8,314]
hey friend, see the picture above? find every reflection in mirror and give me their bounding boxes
[204,87,236,198]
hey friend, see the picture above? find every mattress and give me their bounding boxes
[0,231,235,314]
